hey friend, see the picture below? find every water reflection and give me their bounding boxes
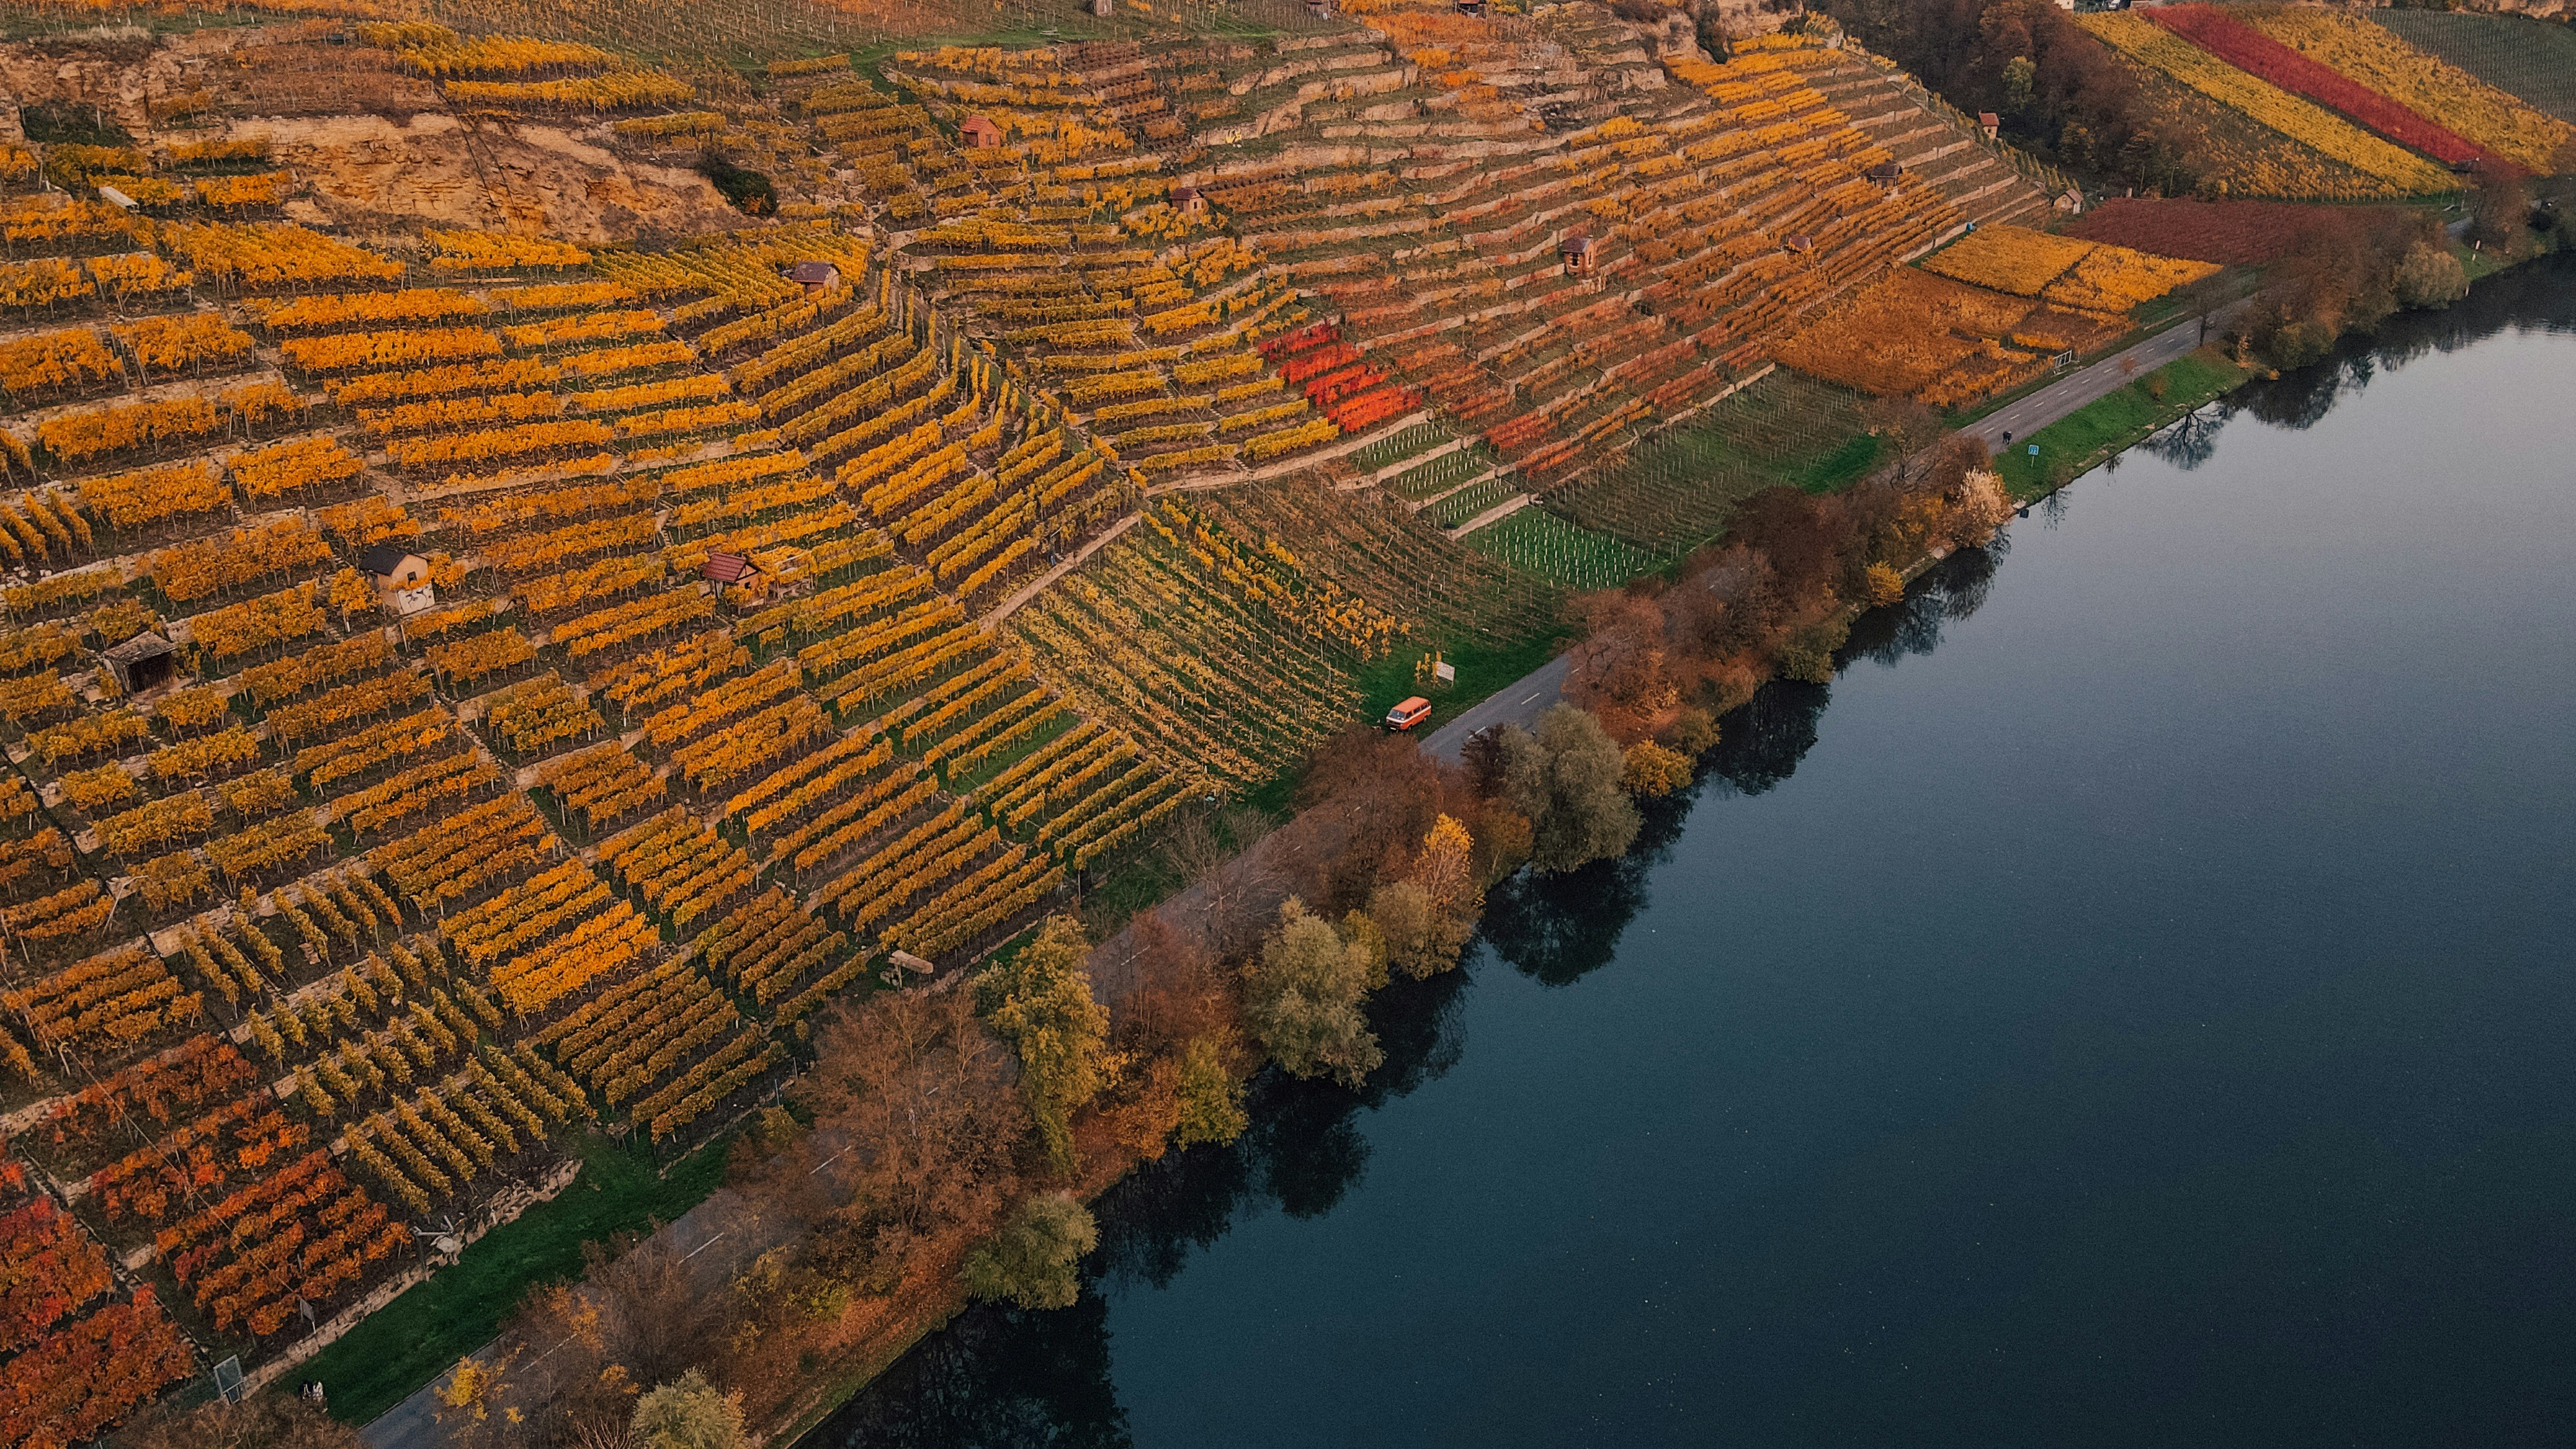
[806,256,2576,1449]
[818,956,1482,1444]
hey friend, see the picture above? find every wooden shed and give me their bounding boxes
[1561,233,1594,275]
[103,632,177,696]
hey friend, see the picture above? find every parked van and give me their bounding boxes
[1385,696,1432,732]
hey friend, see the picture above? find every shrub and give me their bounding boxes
[960,1192,1096,1311]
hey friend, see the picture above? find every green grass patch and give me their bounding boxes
[1351,613,1569,742]
[1996,348,2250,500]
[309,1133,731,1426]
[1548,369,1939,551]
[1387,447,1488,500]
[1464,507,1663,591]
[1425,476,1514,529]
[1350,423,1448,472]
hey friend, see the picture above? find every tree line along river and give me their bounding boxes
[810,256,2576,1449]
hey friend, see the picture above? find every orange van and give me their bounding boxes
[1385,696,1432,732]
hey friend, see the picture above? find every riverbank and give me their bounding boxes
[358,242,2570,1449]
[807,234,2576,1448]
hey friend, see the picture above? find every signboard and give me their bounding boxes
[1432,661,1455,684]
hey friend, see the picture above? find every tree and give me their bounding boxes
[1368,813,1483,980]
[1367,878,1436,978]
[1171,1035,1247,1147]
[632,1369,744,1449]
[961,1192,1098,1311]
[799,990,1028,1293]
[1110,907,1228,1054]
[1945,467,2014,549]
[2467,164,2529,249]
[1501,705,1640,873]
[977,915,1109,1175]
[1241,898,1383,1087]
[128,1396,367,1449]
[1621,741,1693,798]
[2394,243,2468,310]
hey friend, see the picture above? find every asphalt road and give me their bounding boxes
[1421,654,1571,763]
[1965,300,2251,452]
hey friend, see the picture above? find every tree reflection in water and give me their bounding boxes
[812,969,1474,1446]
[806,253,2576,1449]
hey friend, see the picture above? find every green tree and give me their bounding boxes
[2002,55,2037,112]
[631,1369,744,1449]
[2394,243,2467,310]
[961,1191,1098,1310]
[977,914,1108,1174]
[1501,705,1641,873]
[1242,898,1384,1087]
[1171,1035,1247,1147]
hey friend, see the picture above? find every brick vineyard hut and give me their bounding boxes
[362,542,434,615]
[703,551,772,604]
[961,115,1002,149]
[1561,234,1593,275]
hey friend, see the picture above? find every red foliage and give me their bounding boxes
[1328,385,1421,432]
[0,1287,195,1449]
[41,1036,260,1165]
[0,1198,113,1353]
[157,1148,406,1334]
[86,1092,281,1224]
[2148,6,2491,167]
[1256,321,1339,361]
[2065,198,2416,265]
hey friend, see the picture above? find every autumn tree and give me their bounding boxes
[977,914,1110,1175]
[1171,1035,1247,1147]
[632,1370,745,1449]
[1502,706,1640,874]
[128,1397,366,1449]
[2394,243,2468,310]
[1242,898,1385,1088]
[1109,905,1231,1055]
[800,990,1028,1293]
[1621,741,1694,798]
[1566,589,1674,735]
[1372,814,1482,978]
[961,1191,1099,1311]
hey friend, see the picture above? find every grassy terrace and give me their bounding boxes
[305,1136,733,1425]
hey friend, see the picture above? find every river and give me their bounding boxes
[809,257,2576,1448]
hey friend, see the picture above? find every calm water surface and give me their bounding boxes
[814,260,2576,1448]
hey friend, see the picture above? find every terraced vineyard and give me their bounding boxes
[2372,9,2576,126]
[0,0,2513,1437]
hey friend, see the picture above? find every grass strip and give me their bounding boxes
[310,1133,730,1426]
[1997,348,2249,500]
